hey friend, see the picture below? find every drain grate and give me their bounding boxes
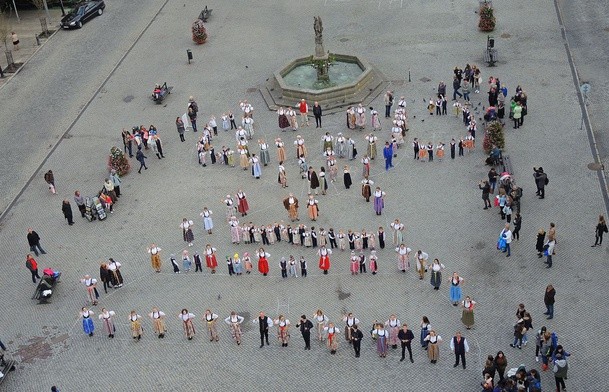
[419,77,431,83]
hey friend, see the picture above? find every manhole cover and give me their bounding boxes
[340,38,349,42]
[419,77,431,83]
[246,87,258,93]
[123,95,134,103]
[500,33,511,38]
[588,162,603,170]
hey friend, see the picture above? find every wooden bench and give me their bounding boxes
[502,155,513,175]
[199,6,213,22]
[32,272,61,304]
[484,48,498,67]
[152,82,172,104]
[0,353,16,385]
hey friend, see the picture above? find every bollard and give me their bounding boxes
[187,49,193,64]
[0,66,4,78]
[36,34,41,46]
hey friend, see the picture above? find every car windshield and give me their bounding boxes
[68,5,86,16]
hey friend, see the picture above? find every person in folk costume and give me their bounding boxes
[287,107,299,131]
[249,153,262,179]
[241,224,250,244]
[347,230,355,250]
[283,193,299,222]
[411,248,428,278]
[257,139,271,166]
[238,145,249,170]
[430,258,445,290]
[179,309,196,340]
[450,272,465,306]
[420,316,432,349]
[343,165,352,189]
[240,252,252,274]
[229,216,240,244]
[307,195,320,221]
[222,311,244,346]
[236,190,249,216]
[275,138,287,163]
[325,152,338,183]
[223,195,237,222]
[425,142,434,162]
[450,138,456,159]
[129,311,143,341]
[307,166,320,195]
[274,315,291,347]
[361,155,371,178]
[347,137,357,160]
[318,245,332,274]
[199,207,213,235]
[377,226,386,249]
[204,244,218,274]
[436,143,445,161]
[373,187,386,215]
[303,229,312,247]
[99,308,116,338]
[336,132,347,158]
[361,176,373,202]
[169,254,180,273]
[371,108,381,131]
[181,250,192,273]
[277,107,290,131]
[395,243,412,272]
[228,111,237,130]
[256,248,271,276]
[147,243,162,273]
[298,154,308,179]
[355,103,366,129]
[318,167,329,195]
[311,310,329,342]
[294,135,307,160]
[292,225,302,246]
[318,228,327,247]
[193,251,203,273]
[461,296,476,329]
[358,249,366,273]
[372,323,389,358]
[324,322,341,354]
[288,255,298,277]
[80,275,99,306]
[346,106,356,130]
[280,257,288,278]
[226,147,235,167]
[391,219,404,245]
[458,137,465,156]
[464,132,475,153]
[365,133,378,159]
[180,218,194,247]
[383,315,401,349]
[369,248,379,274]
[321,132,334,153]
[203,309,220,342]
[80,307,95,337]
[275,162,287,188]
[348,250,360,275]
[221,113,230,132]
[338,230,347,250]
[107,258,123,287]
[424,330,443,363]
[343,313,360,344]
[391,121,404,150]
[230,253,242,275]
[243,116,254,140]
[149,307,167,338]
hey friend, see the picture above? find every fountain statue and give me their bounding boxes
[314,16,325,57]
[312,16,331,86]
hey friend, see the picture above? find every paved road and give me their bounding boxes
[0,0,608,391]
[0,0,167,218]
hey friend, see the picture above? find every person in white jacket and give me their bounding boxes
[500,223,513,257]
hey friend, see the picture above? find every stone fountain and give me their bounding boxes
[261,16,386,113]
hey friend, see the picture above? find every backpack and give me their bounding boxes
[26,259,32,270]
[544,177,549,185]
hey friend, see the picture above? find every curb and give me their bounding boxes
[0,28,60,93]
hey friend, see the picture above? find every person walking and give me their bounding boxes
[544,237,556,268]
[452,76,462,101]
[398,323,415,363]
[350,324,364,357]
[533,167,548,199]
[592,214,608,247]
[136,148,148,173]
[44,170,56,194]
[512,213,522,240]
[450,332,469,369]
[544,284,556,319]
[26,254,41,283]
[295,315,313,350]
[494,351,508,382]
[479,180,492,209]
[61,200,74,225]
[27,228,46,256]
[553,353,568,392]
[11,32,19,50]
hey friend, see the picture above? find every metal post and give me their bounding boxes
[43,0,51,21]
[0,65,5,78]
[11,0,20,22]
[36,34,40,46]
[59,0,66,16]
[408,69,411,83]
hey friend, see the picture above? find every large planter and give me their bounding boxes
[483,120,505,154]
[478,2,496,32]
[192,19,207,44]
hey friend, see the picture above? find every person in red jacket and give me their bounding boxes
[298,99,309,127]
[26,254,41,283]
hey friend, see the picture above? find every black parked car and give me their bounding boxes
[60,0,105,29]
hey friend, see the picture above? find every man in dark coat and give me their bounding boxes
[296,315,313,350]
[351,324,364,357]
[62,200,74,225]
[398,323,415,363]
[534,167,548,199]
[136,148,148,174]
[313,102,323,128]
[307,167,320,195]
[27,228,46,256]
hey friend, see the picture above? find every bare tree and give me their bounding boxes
[30,0,50,36]
[0,11,15,71]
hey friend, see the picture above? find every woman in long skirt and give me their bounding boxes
[369,249,378,274]
[149,307,167,338]
[243,252,253,274]
[346,107,356,130]
[179,309,196,340]
[365,134,378,159]
[170,254,180,273]
[257,248,270,276]
[313,310,329,341]
[372,324,389,357]
[343,166,352,189]
[180,218,194,247]
[450,272,464,306]
[424,330,442,363]
[338,230,346,250]
[350,251,359,275]
[275,138,286,163]
[274,315,291,347]
[236,190,249,216]
[391,219,404,245]
[233,253,243,275]
[420,316,431,349]
[129,311,143,340]
[324,323,340,354]
[319,167,328,195]
[395,244,410,272]
[258,140,271,166]
[461,296,476,329]
[182,250,192,272]
[225,311,245,345]
[229,216,240,244]
[80,307,95,337]
[204,309,220,341]
[361,156,370,178]
[204,244,218,274]
[278,163,288,188]
[385,315,401,349]
[200,207,213,235]
[430,259,445,290]
[99,308,116,338]
[278,107,290,130]
[250,154,262,179]
[307,195,319,221]
[355,104,366,129]
[373,187,386,215]
[371,109,381,131]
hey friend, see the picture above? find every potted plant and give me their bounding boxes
[483,120,505,154]
[108,146,130,176]
[478,1,496,32]
[192,19,207,44]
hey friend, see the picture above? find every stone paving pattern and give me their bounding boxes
[0,0,606,391]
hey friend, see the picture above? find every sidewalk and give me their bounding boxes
[0,8,64,87]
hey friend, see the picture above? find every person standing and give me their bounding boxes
[99,308,116,338]
[350,324,364,358]
[536,228,546,257]
[383,142,393,171]
[544,237,556,268]
[74,191,86,218]
[44,170,56,194]
[149,307,167,338]
[499,223,513,257]
[180,218,194,247]
[203,310,220,342]
[296,315,313,350]
[450,272,464,306]
[179,309,196,340]
[79,307,95,337]
[236,190,249,217]
[200,207,213,235]
[107,258,123,287]
[255,312,273,348]
[553,353,568,392]
[147,244,162,273]
[99,261,111,293]
[429,258,445,290]
[461,296,476,329]
[26,254,41,283]
[398,324,415,363]
[450,332,469,369]
[122,128,133,156]
[494,351,508,382]
[313,101,322,128]
[416,250,429,280]
[324,322,341,354]
[307,194,319,221]
[204,244,218,274]
[11,31,19,50]
[424,330,442,364]
[176,117,186,142]
[593,214,608,247]
[533,167,548,199]
[224,311,244,345]
[80,274,99,306]
[373,187,386,215]
[283,193,299,222]
[129,311,143,341]
[512,213,522,240]
[136,148,148,173]
[385,315,401,349]
[256,248,270,276]
[27,228,46,256]
[372,323,389,358]
[298,99,309,127]
[544,284,556,319]
[479,180,492,209]
[274,315,291,347]
[104,179,117,202]
[384,90,394,118]
[62,200,74,225]
[318,245,332,274]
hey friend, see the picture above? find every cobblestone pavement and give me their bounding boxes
[0,0,606,391]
